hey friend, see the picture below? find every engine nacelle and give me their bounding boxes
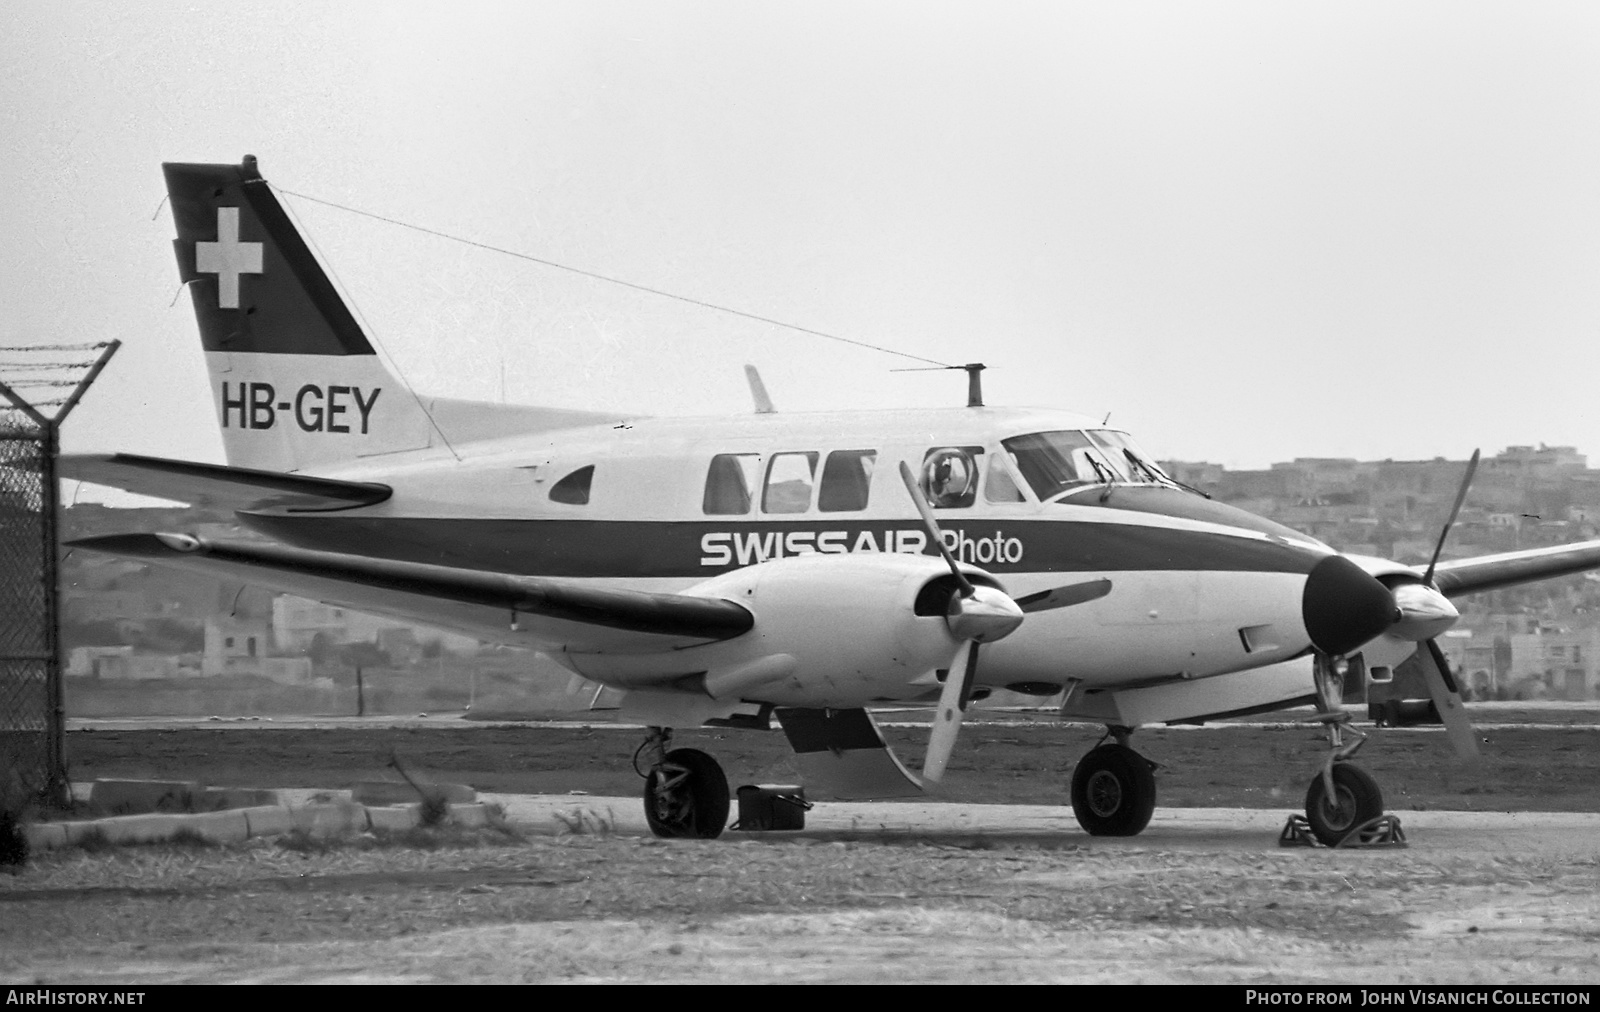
[567,553,1004,706]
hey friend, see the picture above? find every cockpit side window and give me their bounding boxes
[921,446,983,508]
[1003,430,1163,501]
[762,451,819,514]
[817,449,877,512]
[1002,431,1104,500]
[703,453,762,515]
[549,465,595,505]
[983,452,1027,503]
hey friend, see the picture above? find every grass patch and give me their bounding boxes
[167,827,217,849]
[552,808,614,836]
[72,827,116,854]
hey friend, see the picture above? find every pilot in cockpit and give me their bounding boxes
[923,448,978,508]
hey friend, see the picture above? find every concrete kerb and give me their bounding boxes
[22,802,505,851]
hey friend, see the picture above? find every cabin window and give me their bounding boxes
[817,449,877,512]
[763,452,819,514]
[704,453,762,515]
[921,446,984,508]
[984,452,1027,503]
[549,465,595,505]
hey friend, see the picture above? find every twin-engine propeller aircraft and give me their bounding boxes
[68,156,1600,843]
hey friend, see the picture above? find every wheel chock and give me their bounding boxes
[1277,813,1408,849]
[1336,814,1406,848]
[1278,814,1318,847]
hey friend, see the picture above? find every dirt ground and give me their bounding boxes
[4,712,1600,984]
[58,713,1600,812]
[4,828,1600,984]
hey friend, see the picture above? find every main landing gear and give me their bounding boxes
[1069,727,1157,837]
[636,727,730,839]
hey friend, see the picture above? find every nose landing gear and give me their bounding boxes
[1291,655,1398,848]
[637,727,731,839]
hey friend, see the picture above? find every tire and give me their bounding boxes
[1304,763,1384,846]
[643,748,730,839]
[1070,744,1157,837]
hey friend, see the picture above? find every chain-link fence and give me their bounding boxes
[0,340,118,813]
[0,413,57,810]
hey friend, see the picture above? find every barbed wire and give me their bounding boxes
[0,342,111,353]
[0,362,100,371]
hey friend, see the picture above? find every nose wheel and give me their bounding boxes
[1303,762,1384,844]
[637,728,730,839]
[1069,738,1157,837]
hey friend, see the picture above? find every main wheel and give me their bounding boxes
[1070,744,1157,837]
[1304,762,1384,846]
[643,747,730,839]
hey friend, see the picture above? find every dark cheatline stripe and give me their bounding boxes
[239,514,1328,580]
[1058,485,1325,546]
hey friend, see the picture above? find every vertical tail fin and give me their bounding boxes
[165,156,432,472]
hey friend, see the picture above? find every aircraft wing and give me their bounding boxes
[1431,540,1600,597]
[70,533,753,654]
[60,453,391,511]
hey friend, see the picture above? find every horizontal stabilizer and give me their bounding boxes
[61,453,391,511]
[1432,540,1600,597]
[71,533,754,648]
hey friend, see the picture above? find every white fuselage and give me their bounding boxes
[234,402,1340,704]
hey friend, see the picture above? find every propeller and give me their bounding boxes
[899,460,1023,783]
[1354,450,1482,760]
[898,460,1123,784]
[1408,450,1481,760]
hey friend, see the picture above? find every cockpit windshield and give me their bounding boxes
[1001,429,1170,502]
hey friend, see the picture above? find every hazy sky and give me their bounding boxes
[5,1,1599,474]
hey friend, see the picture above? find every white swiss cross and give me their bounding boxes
[194,207,263,309]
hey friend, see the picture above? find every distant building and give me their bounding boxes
[203,614,271,676]
[1507,628,1600,700]
[272,595,478,657]
[66,646,183,681]
[1434,631,1501,699]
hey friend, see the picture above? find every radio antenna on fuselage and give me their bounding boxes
[890,362,987,407]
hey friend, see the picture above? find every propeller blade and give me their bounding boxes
[1417,638,1481,761]
[922,640,980,785]
[1013,578,1113,613]
[1423,449,1480,585]
[898,460,973,596]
